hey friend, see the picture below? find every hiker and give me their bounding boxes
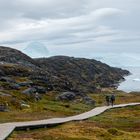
[105,95,110,106]
[110,94,115,106]
[35,92,40,101]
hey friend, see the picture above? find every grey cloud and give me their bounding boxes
[111,36,140,43]
[13,0,89,19]
[0,6,123,46]
[0,0,140,58]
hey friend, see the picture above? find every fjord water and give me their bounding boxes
[92,53,140,92]
[118,67,140,92]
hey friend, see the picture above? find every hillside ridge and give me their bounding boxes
[0,46,129,93]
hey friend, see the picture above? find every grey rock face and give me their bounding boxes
[56,92,76,101]
[0,92,12,97]
[0,77,15,83]
[34,86,46,94]
[22,88,36,95]
[83,96,96,105]
[18,81,33,87]
[0,46,38,68]
[22,86,46,94]
[9,84,20,90]
[0,104,8,112]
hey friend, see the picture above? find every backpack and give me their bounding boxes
[106,95,110,101]
[111,95,115,101]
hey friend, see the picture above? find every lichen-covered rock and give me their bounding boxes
[0,77,15,83]
[9,84,20,90]
[22,88,36,94]
[34,86,46,94]
[0,46,38,68]
[83,96,96,105]
[22,86,46,94]
[0,104,9,112]
[0,92,12,97]
[18,81,33,87]
[56,92,76,101]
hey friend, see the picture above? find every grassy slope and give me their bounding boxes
[7,92,140,140]
[89,91,140,105]
[0,89,140,122]
[9,105,140,140]
[0,64,138,123]
[0,90,140,123]
[0,70,93,123]
[0,91,92,123]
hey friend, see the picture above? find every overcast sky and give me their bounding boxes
[0,0,140,58]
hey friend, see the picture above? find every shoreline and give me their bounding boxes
[118,67,140,92]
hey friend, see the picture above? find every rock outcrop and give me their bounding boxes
[36,56,129,92]
[0,46,129,100]
[56,92,76,101]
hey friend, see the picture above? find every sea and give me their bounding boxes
[92,54,140,93]
[118,67,140,93]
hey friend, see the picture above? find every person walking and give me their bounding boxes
[110,94,115,106]
[105,95,110,106]
[35,92,40,102]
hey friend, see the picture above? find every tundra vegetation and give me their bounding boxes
[0,46,139,140]
[8,92,140,140]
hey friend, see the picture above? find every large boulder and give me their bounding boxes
[9,84,20,90]
[56,92,76,101]
[0,69,5,76]
[83,96,96,105]
[0,77,15,83]
[20,101,30,109]
[0,92,12,97]
[22,86,46,94]
[0,104,8,112]
[22,88,36,95]
[34,86,46,94]
[18,81,33,87]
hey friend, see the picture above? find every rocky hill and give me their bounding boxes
[0,46,38,68]
[36,56,129,92]
[0,46,129,94]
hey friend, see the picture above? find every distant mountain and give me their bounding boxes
[23,42,49,58]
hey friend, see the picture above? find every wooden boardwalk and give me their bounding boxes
[0,102,140,140]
